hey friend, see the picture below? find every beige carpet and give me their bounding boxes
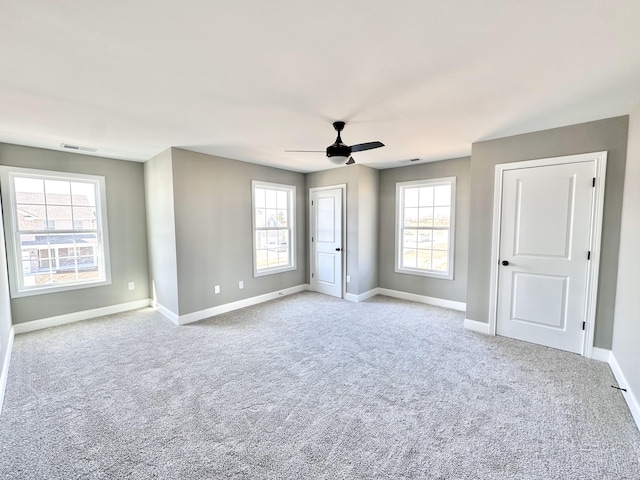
[1,292,639,479]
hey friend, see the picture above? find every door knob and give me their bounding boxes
[501,260,509,266]
[335,248,341,252]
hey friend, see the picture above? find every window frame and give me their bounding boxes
[0,166,112,298]
[251,180,296,277]
[395,177,456,280]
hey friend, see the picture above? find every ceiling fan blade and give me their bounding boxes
[350,141,384,153]
[284,150,324,153]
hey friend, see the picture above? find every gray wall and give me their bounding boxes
[170,149,306,315]
[0,143,150,324]
[612,105,640,404]
[306,165,380,296]
[466,116,629,349]
[357,166,380,293]
[145,149,180,315]
[378,157,471,303]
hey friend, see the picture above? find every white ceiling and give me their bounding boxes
[1,1,639,173]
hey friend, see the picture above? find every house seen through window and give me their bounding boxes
[0,167,111,297]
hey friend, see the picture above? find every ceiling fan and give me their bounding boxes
[285,121,385,165]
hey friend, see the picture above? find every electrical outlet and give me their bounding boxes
[239,280,244,289]
[214,285,220,294]
[346,275,351,283]
[128,282,135,290]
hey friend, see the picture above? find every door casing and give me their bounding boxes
[487,152,607,357]
[309,184,346,298]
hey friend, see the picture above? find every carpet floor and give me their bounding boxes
[1,292,639,479]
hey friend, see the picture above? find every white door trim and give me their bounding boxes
[309,184,347,298]
[487,151,607,357]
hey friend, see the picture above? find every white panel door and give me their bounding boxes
[310,188,343,298]
[496,161,595,353]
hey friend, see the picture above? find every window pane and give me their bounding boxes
[403,229,418,248]
[402,248,417,268]
[70,182,96,206]
[38,248,54,269]
[419,187,433,207]
[265,209,278,227]
[267,230,279,251]
[47,206,72,230]
[276,229,289,251]
[59,256,75,269]
[255,209,265,228]
[276,209,288,227]
[432,250,448,272]
[16,204,45,230]
[14,177,45,204]
[433,230,449,249]
[255,230,267,249]
[267,248,279,267]
[255,188,266,208]
[417,249,432,270]
[45,180,71,205]
[265,189,277,209]
[404,207,418,227]
[278,230,290,266]
[276,190,287,209]
[404,187,419,207]
[418,207,433,227]
[434,207,450,227]
[417,231,432,249]
[255,249,268,269]
[434,185,451,206]
[73,207,97,230]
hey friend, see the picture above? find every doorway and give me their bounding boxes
[489,152,607,355]
[309,185,345,298]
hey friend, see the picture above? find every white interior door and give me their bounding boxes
[310,187,343,298]
[496,161,596,353]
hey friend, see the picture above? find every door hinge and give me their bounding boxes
[311,200,314,206]
[592,177,596,187]
[582,321,586,330]
[587,251,591,260]
[311,236,314,242]
[311,273,314,278]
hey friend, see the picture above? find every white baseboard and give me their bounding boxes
[176,284,309,325]
[376,288,466,312]
[154,302,180,326]
[589,347,611,362]
[12,299,152,334]
[0,326,14,416]
[608,352,640,432]
[464,318,491,334]
[344,288,379,303]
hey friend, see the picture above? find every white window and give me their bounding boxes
[252,180,296,277]
[396,177,456,279]
[0,166,111,297]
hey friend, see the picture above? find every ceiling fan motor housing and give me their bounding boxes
[326,121,351,158]
[326,142,351,158]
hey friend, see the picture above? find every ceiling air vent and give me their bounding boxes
[60,143,97,153]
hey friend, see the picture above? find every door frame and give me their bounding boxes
[309,184,347,298]
[487,151,607,357]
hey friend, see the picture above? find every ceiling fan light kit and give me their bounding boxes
[328,155,350,165]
